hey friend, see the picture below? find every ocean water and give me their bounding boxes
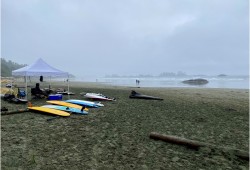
[73,75,249,89]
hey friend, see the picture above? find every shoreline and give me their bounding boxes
[2,76,248,90]
[50,80,250,90]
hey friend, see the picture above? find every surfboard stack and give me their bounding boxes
[27,99,104,117]
[28,106,71,117]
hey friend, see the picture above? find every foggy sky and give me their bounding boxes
[2,0,249,78]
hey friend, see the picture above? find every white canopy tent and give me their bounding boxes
[12,58,69,99]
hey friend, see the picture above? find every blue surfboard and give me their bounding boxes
[65,99,104,108]
[42,105,88,115]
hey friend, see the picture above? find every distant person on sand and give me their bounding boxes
[136,79,140,86]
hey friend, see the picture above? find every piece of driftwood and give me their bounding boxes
[149,132,249,161]
[1,109,29,116]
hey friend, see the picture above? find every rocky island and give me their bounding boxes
[182,78,209,85]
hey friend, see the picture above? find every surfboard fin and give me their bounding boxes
[81,106,86,111]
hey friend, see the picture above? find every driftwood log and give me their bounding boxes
[149,132,249,161]
[1,109,29,116]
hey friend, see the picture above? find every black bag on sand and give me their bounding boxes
[129,90,163,100]
[3,94,15,101]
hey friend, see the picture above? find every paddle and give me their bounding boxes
[1,109,29,116]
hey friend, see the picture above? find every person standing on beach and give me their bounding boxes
[136,79,140,86]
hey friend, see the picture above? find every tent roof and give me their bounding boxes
[12,58,68,77]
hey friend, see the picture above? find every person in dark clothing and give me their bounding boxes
[31,83,47,98]
[40,76,43,82]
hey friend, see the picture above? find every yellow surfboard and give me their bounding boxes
[28,107,70,117]
[46,100,89,111]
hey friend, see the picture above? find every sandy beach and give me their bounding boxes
[1,81,249,169]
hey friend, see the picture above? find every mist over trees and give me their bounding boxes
[1,58,27,77]
[1,58,76,78]
[159,71,187,77]
[105,71,188,78]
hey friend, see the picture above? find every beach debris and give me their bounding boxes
[3,93,15,101]
[1,109,29,116]
[129,90,163,100]
[56,88,64,92]
[149,132,249,161]
[5,83,13,88]
[182,78,209,85]
[1,107,8,112]
[225,107,237,112]
[47,116,60,121]
[9,98,28,104]
[2,93,28,104]
[57,91,75,95]
[56,88,75,95]
[83,92,116,101]
[28,102,33,107]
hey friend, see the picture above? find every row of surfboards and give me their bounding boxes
[28,99,104,117]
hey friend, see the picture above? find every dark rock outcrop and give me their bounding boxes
[182,78,209,85]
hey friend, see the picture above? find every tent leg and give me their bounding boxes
[67,76,70,99]
[25,75,28,100]
[49,76,51,89]
[11,77,13,95]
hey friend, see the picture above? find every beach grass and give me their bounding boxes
[1,81,249,169]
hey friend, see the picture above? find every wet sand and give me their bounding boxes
[1,81,249,169]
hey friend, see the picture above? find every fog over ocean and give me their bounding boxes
[73,75,249,89]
